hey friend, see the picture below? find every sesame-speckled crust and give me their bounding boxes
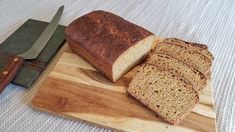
[65,10,153,81]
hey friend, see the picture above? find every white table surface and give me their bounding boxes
[0,0,234,131]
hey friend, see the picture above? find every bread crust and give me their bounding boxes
[65,10,153,81]
[163,38,208,49]
[163,38,214,61]
[153,42,212,75]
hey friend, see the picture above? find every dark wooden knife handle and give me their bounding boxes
[0,56,24,93]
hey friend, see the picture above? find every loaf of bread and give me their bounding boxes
[127,64,199,125]
[65,10,155,81]
[163,38,214,61]
[152,42,212,75]
[146,53,207,92]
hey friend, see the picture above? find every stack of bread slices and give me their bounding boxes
[127,38,213,125]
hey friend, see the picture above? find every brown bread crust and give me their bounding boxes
[163,38,208,49]
[153,42,212,75]
[163,38,214,61]
[65,10,153,81]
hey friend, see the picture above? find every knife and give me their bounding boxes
[0,5,64,93]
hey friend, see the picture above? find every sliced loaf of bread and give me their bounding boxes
[152,42,212,75]
[146,53,207,92]
[127,64,199,125]
[163,38,214,61]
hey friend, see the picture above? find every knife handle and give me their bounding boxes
[0,56,24,93]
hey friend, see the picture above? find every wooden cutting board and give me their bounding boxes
[31,44,216,132]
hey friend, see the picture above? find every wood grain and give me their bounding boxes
[31,45,216,132]
[0,55,24,93]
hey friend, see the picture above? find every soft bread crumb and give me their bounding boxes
[146,53,207,92]
[127,64,199,125]
[112,35,154,81]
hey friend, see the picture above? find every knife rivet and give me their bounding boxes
[13,58,18,61]
[3,71,8,75]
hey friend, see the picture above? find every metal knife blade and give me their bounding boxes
[18,5,64,59]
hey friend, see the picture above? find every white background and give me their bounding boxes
[1,0,235,131]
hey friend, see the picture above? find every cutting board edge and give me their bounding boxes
[31,102,207,132]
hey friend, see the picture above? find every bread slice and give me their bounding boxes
[163,38,214,61]
[152,42,212,75]
[146,53,207,92]
[127,64,199,125]
[65,10,155,82]
[163,38,208,49]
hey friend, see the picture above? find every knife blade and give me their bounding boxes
[19,5,64,59]
[0,5,64,93]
